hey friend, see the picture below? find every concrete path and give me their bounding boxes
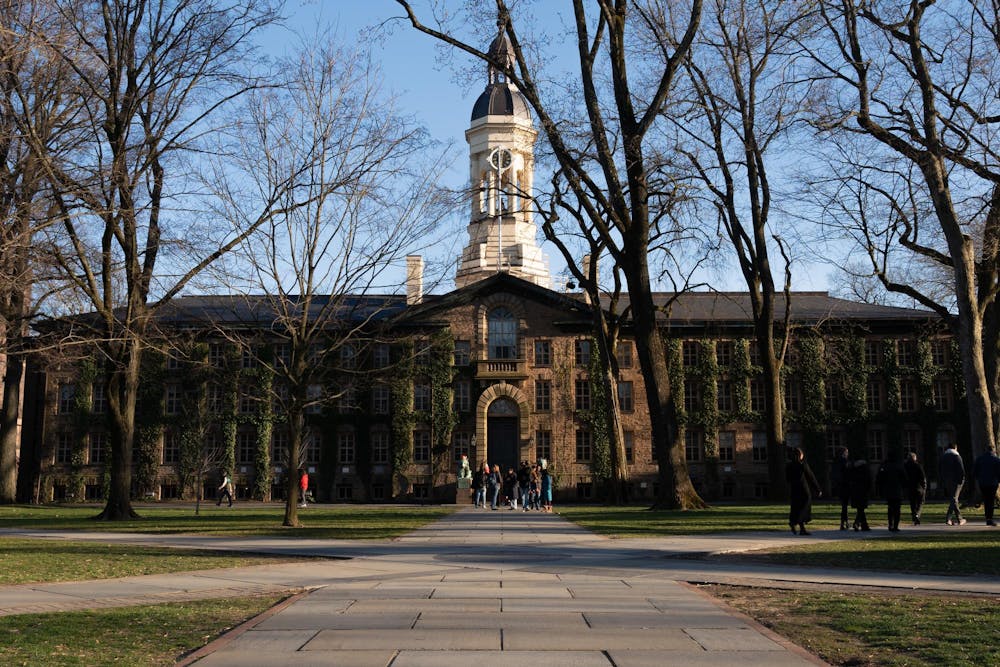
[3,508,998,665]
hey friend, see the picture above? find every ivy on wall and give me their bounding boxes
[584,338,611,486]
[134,350,165,496]
[389,340,415,495]
[429,330,458,487]
[65,358,99,501]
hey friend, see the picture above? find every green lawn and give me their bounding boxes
[709,585,1000,666]
[0,538,313,585]
[0,503,455,539]
[0,595,285,666]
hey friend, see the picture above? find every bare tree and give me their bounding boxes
[673,0,811,498]
[28,0,335,520]
[218,38,451,527]
[397,0,707,508]
[807,1,1000,458]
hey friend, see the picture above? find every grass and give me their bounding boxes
[0,538,314,585]
[0,594,284,666]
[707,584,1000,666]
[0,503,455,539]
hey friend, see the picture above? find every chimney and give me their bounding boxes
[406,255,423,305]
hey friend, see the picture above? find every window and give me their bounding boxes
[750,377,766,412]
[372,385,390,414]
[271,430,288,466]
[749,341,762,366]
[932,380,952,411]
[784,378,801,412]
[274,343,290,368]
[414,339,431,365]
[237,431,255,464]
[534,340,552,366]
[902,428,921,456]
[716,341,734,367]
[752,431,767,463]
[56,432,73,464]
[897,340,916,366]
[684,429,703,462]
[338,344,356,370]
[208,342,225,367]
[534,379,551,411]
[453,431,472,462]
[718,431,735,462]
[373,343,391,369]
[413,429,431,463]
[865,340,882,367]
[866,379,883,413]
[238,385,254,414]
[306,384,323,414]
[454,381,471,412]
[616,341,633,369]
[488,307,517,359]
[336,484,354,501]
[575,339,592,366]
[930,340,948,366]
[617,381,634,412]
[683,382,702,412]
[166,354,181,370]
[624,430,634,462]
[824,380,842,412]
[337,385,356,414]
[160,431,178,464]
[91,384,106,415]
[682,341,700,367]
[413,383,432,411]
[371,429,389,464]
[164,384,182,415]
[90,432,108,464]
[825,429,844,461]
[575,429,592,462]
[337,430,355,464]
[899,380,917,412]
[304,429,321,464]
[786,431,803,450]
[453,341,471,366]
[867,428,885,462]
[535,429,551,462]
[717,380,733,412]
[576,481,593,499]
[58,383,76,414]
[207,383,223,414]
[241,345,258,369]
[575,379,591,411]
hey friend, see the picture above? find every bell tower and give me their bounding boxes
[455,33,550,289]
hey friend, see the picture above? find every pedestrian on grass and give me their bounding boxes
[216,471,234,507]
[903,452,927,525]
[849,459,871,531]
[298,468,309,508]
[939,442,966,526]
[973,446,1000,527]
[785,447,821,535]
[831,446,851,530]
[876,452,908,532]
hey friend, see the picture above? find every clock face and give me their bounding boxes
[490,147,512,171]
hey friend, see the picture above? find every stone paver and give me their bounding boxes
[4,507,1000,664]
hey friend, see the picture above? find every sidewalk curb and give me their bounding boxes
[175,587,314,666]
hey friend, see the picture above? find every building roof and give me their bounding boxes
[151,294,408,328]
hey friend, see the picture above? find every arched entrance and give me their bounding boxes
[487,398,520,472]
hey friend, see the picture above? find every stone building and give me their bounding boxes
[16,35,966,504]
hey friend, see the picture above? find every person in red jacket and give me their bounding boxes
[298,468,309,508]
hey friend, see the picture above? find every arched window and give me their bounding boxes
[488,398,518,416]
[488,307,517,359]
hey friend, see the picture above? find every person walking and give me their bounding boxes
[785,447,821,535]
[216,471,234,507]
[489,464,502,510]
[939,442,966,525]
[831,446,851,530]
[903,452,927,525]
[875,452,908,532]
[473,462,488,508]
[849,459,871,531]
[973,446,1000,526]
[540,465,552,512]
[298,468,309,508]
[517,461,531,511]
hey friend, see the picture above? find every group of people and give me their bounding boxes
[472,460,553,512]
[792,441,1000,534]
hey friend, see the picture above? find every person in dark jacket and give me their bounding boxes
[849,459,872,531]
[830,447,851,530]
[786,447,822,535]
[972,446,1000,526]
[472,462,488,508]
[903,452,927,525]
[504,467,518,510]
[938,442,966,525]
[876,453,908,532]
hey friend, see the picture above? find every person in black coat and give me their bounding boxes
[876,453,908,532]
[903,452,927,525]
[973,446,1000,526]
[849,459,872,531]
[786,447,822,535]
[830,447,851,530]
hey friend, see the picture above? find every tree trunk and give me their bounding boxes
[283,406,303,527]
[96,337,141,520]
[0,344,22,503]
[756,313,788,502]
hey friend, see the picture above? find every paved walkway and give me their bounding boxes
[3,508,998,666]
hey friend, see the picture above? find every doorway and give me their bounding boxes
[486,398,520,472]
